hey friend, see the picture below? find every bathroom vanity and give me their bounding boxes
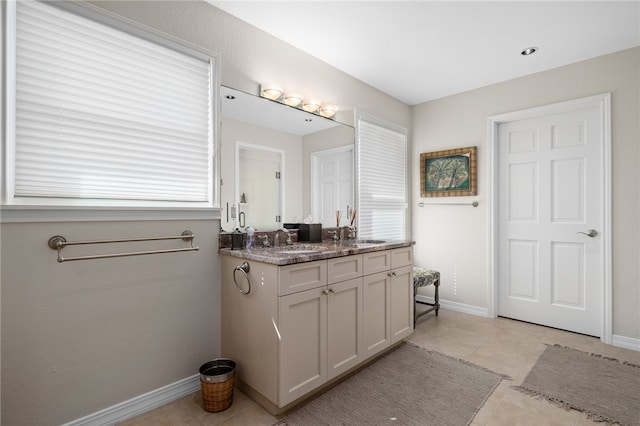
[220,240,414,414]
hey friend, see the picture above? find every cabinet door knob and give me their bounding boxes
[322,289,330,295]
[328,288,335,294]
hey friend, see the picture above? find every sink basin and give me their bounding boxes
[276,249,320,255]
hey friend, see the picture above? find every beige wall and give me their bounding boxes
[1,1,410,424]
[1,220,220,425]
[411,47,640,341]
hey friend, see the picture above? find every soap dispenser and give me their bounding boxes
[245,224,255,249]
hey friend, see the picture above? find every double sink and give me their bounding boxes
[221,238,413,265]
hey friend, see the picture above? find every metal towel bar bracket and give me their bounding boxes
[48,230,199,263]
[418,201,479,207]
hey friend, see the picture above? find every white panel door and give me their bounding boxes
[239,148,281,230]
[498,104,604,336]
[312,147,354,227]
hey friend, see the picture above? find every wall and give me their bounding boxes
[1,1,410,424]
[411,47,640,341]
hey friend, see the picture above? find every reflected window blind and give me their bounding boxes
[356,113,408,240]
[12,1,214,204]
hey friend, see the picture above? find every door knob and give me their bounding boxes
[576,229,598,238]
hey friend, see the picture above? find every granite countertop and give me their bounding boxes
[219,240,414,265]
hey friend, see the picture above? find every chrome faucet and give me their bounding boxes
[274,228,293,246]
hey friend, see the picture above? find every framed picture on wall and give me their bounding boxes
[420,146,477,197]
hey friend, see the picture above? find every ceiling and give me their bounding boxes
[209,1,640,106]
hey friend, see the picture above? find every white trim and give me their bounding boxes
[354,110,409,240]
[416,295,490,318]
[4,0,221,210]
[61,374,200,426]
[310,144,354,226]
[612,335,640,352]
[487,93,613,344]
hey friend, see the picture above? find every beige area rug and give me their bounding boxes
[276,343,509,426]
[515,344,640,426]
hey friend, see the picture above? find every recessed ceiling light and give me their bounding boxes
[521,47,538,56]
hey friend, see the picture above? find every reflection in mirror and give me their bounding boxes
[235,142,284,231]
[220,86,355,232]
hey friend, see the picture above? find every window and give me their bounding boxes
[4,0,218,209]
[355,111,408,240]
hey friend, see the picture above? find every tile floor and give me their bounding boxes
[119,309,639,426]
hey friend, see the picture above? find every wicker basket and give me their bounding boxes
[199,359,236,413]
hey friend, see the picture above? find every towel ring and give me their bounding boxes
[233,261,251,295]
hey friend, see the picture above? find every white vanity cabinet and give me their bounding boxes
[221,246,411,414]
[279,254,363,406]
[362,246,414,359]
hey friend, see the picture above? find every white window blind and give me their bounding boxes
[356,112,408,240]
[9,1,215,206]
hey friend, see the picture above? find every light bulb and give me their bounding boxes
[302,98,321,113]
[260,84,283,100]
[319,104,338,118]
[283,93,303,107]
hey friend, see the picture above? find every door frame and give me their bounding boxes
[487,93,612,343]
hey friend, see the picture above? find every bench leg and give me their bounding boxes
[434,279,440,316]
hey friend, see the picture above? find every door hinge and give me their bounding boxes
[276,215,281,222]
[275,171,281,179]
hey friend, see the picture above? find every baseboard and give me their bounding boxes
[415,295,489,317]
[612,334,640,352]
[61,374,201,426]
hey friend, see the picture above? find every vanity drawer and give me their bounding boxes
[279,261,327,296]
[363,250,391,275]
[328,254,363,284]
[390,246,413,269]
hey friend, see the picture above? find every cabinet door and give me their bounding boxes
[390,264,414,343]
[278,288,327,406]
[327,278,363,380]
[362,271,390,359]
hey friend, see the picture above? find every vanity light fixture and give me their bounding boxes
[259,83,339,119]
[521,47,538,56]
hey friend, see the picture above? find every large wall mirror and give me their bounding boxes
[220,86,355,232]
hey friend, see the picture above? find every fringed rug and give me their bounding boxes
[276,342,509,426]
[515,344,640,426]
